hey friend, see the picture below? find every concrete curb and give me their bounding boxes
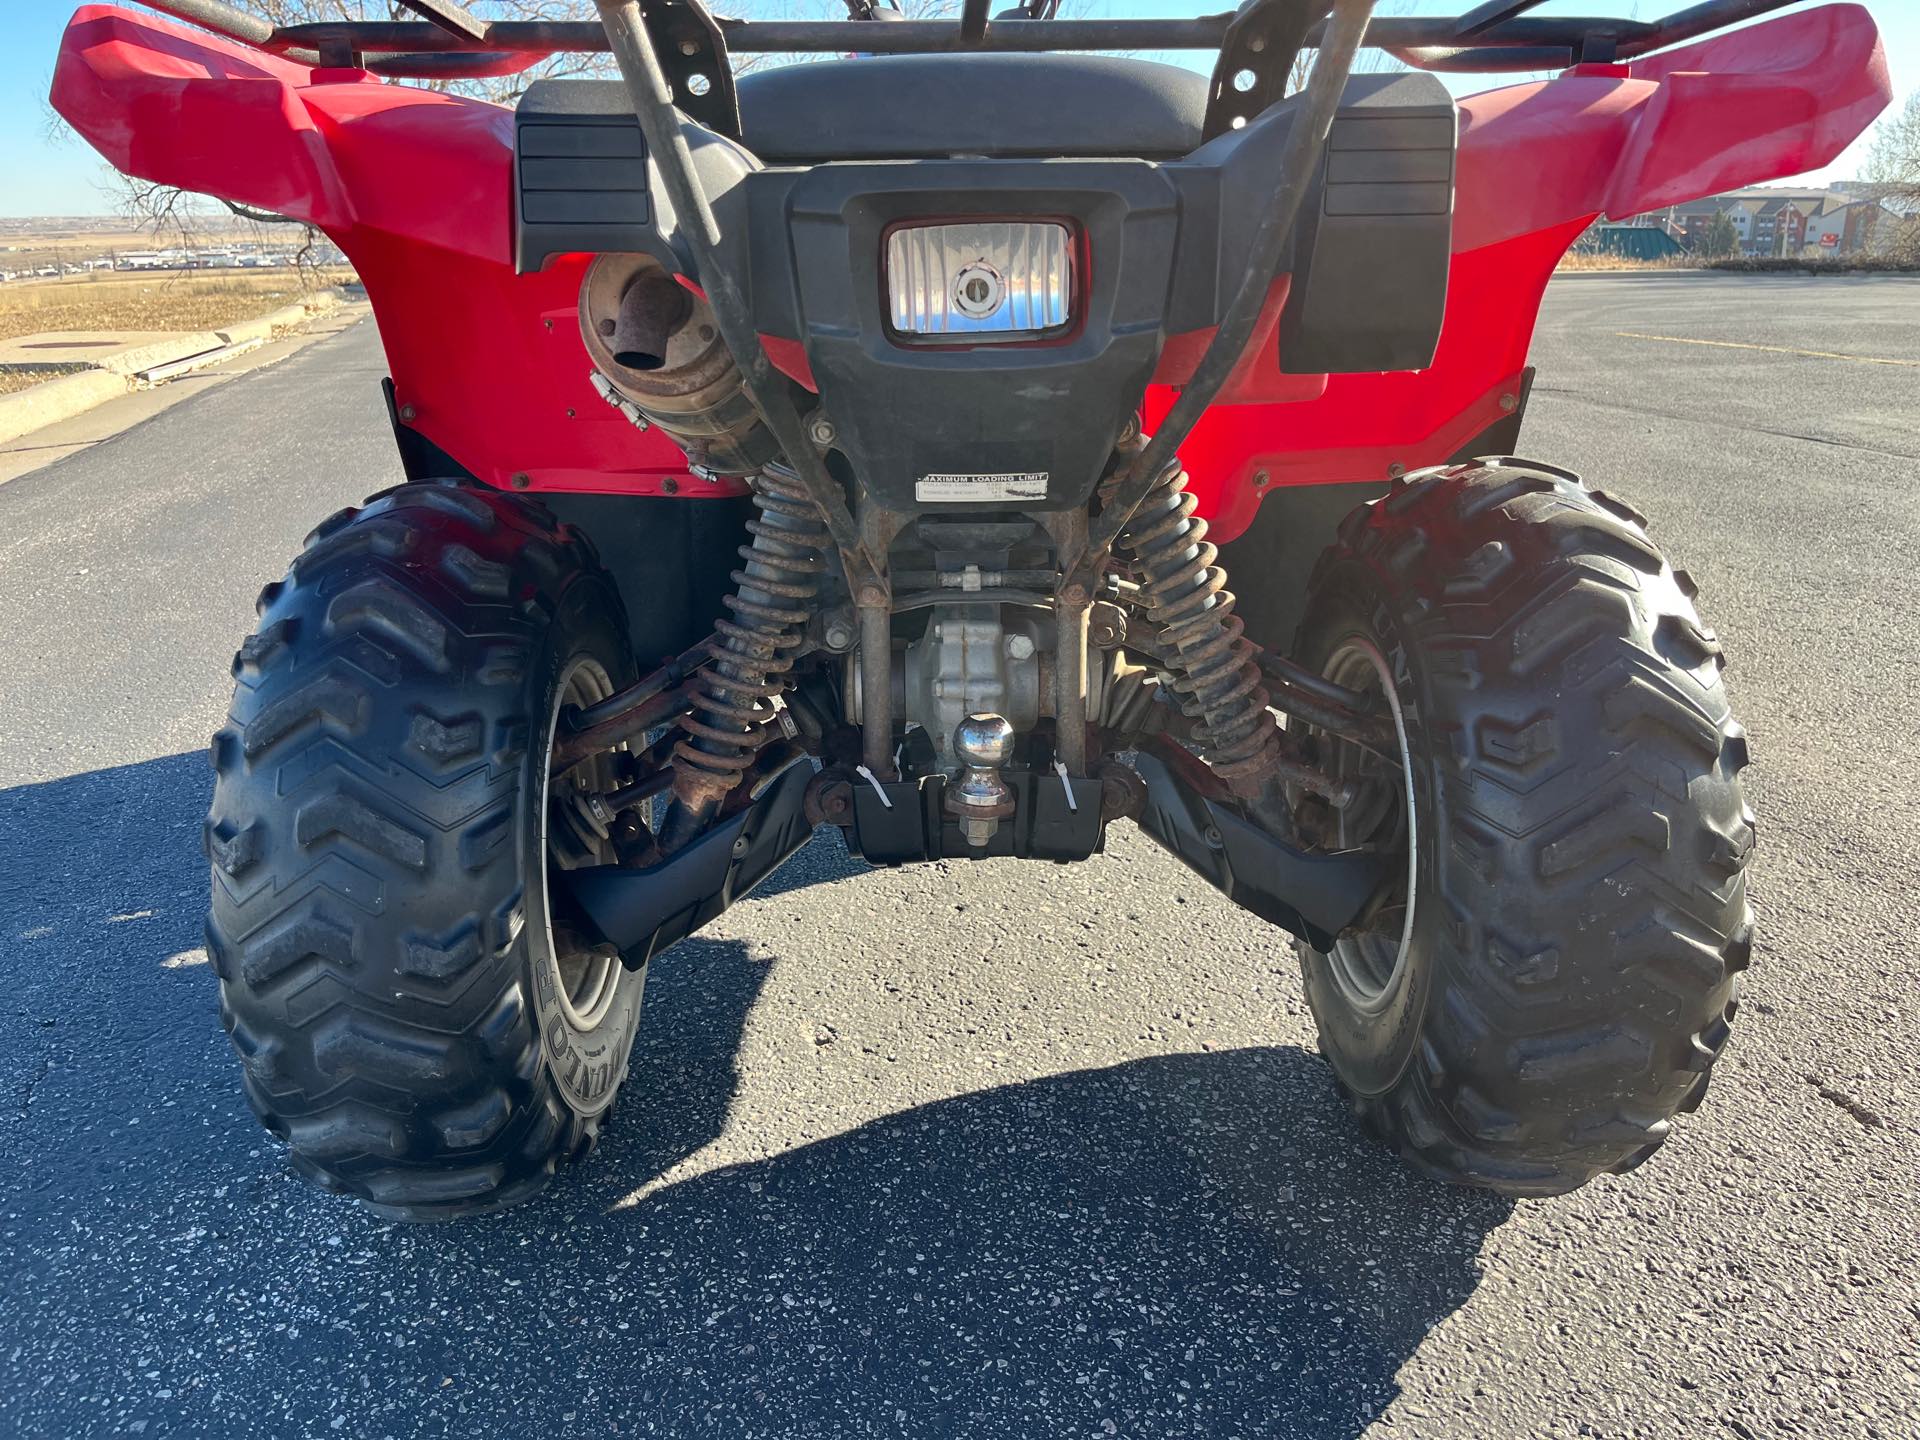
[0,370,132,445]
[215,288,346,349]
[96,331,228,378]
[0,287,352,447]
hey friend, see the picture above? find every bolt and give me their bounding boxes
[661,477,679,495]
[1500,392,1519,413]
[1005,633,1036,661]
[398,402,416,423]
[597,317,617,337]
[1387,463,1407,480]
[510,473,531,490]
[1059,583,1090,609]
[823,623,854,653]
[858,585,887,608]
[1253,468,1271,491]
[808,416,837,447]
[1097,761,1147,823]
[1203,825,1224,850]
[544,318,553,331]
[565,407,576,418]
[731,834,749,859]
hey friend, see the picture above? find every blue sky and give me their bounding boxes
[3,0,1912,217]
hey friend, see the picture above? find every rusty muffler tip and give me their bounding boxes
[611,271,692,372]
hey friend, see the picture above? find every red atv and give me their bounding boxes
[55,0,1889,1219]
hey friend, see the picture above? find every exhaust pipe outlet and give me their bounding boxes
[609,270,691,372]
[580,253,781,476]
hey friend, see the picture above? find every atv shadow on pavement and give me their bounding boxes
[570,1039,1513,1438]
[1,751,1512,1439]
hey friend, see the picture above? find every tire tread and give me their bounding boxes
[1299,461,1753,1194]
[207,481,630,1219]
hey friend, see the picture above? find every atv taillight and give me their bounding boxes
[884,222,1074,342]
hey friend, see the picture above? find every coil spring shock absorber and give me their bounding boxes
[1108,441,1280,797]
[662,461,829,849]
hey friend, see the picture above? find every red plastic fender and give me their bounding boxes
[1163,2,1889,540]
[52,4,1889,533]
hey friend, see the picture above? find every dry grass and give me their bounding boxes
[0,269,354,344]
[1554,252,1698,272]
[1705,255,1920,274]
[0,369,83,396]
[1555,252,1918,274]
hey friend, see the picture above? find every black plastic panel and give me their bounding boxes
[558,760,816,969]
[539,491,753,665]
[735,54,1208,162]
[1131,745,1386,951]
[511,71,1457,466]
[1281,73,1457,375]
[844,770,1107,864]
[743,161,1180,513]
[1222,479,1391,653]
[514,80,651,273]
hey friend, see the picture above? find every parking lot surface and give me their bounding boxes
[2,273,1917,1437]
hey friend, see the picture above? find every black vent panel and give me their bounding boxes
[1282,73,1458,375]
[514,80,652,273]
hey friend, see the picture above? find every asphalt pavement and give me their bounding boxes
[2,273,1917,1438]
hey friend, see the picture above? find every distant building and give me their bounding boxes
[1572,224,1686,262]
[1617,185,1888,258]
[1803,199,1888,255]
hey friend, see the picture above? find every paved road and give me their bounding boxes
[2,274,1917,1439]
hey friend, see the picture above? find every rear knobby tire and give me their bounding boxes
[1293,460,1754,1196]
[205,480,644,1220]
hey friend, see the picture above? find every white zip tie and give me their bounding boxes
[855,764,894,809]
[1052,759,1078,812]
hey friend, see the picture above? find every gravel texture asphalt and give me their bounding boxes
[1,273,1916,1439]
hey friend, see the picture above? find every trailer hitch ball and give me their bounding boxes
[946,714,1017,850]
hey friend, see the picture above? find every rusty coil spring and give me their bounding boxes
[670,462,828,810]
[1113,455,1280,795]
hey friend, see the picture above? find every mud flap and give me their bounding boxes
[557,760,817,969]
[1131,747,1385,951]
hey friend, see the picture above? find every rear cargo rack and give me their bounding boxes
[142,0,1805,82]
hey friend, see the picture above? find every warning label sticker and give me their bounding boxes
[914,471,1051,504]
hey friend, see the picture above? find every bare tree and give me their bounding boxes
[110,3,615,260]
[96,0,1219,261]
[1287,0,1415,92]
[1862,89,1920,260]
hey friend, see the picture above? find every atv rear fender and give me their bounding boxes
[51,3,1888,540]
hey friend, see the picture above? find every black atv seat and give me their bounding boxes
[735,55,1210,163]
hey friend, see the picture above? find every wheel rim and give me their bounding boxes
[539,658,624,1033]
[1318,638,1419,1013]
